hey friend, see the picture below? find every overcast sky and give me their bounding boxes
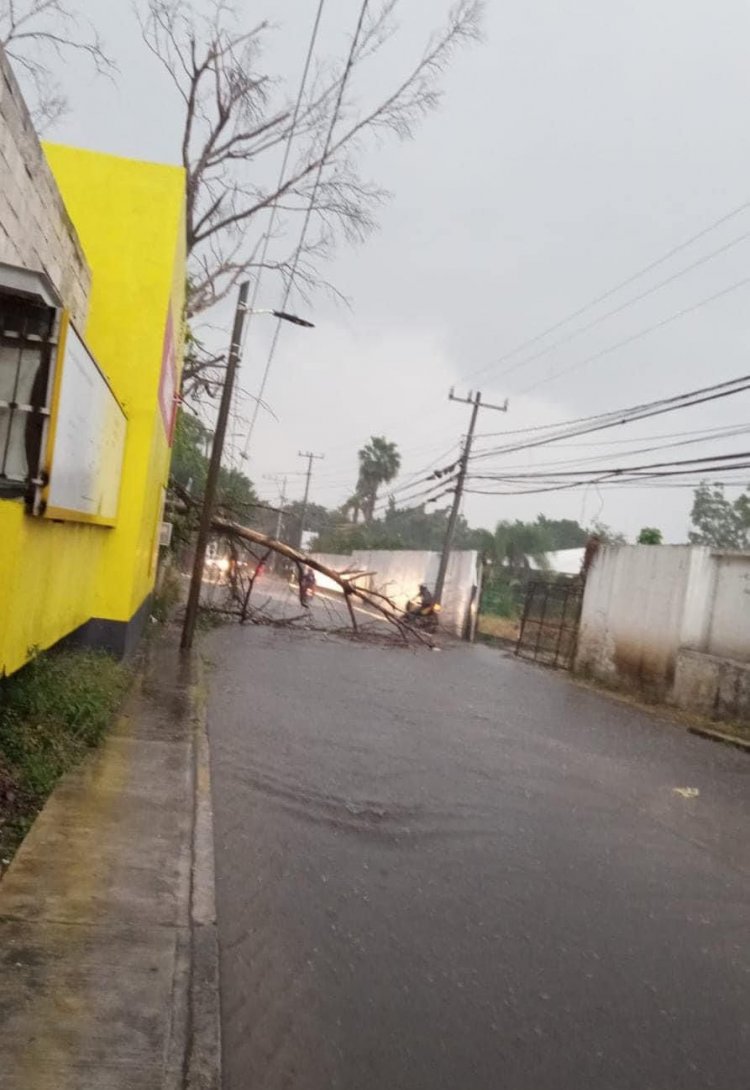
[42,0,750,540]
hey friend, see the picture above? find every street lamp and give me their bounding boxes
[180,283,313,650]
[252,308,315,328]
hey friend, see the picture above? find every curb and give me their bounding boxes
[688,724,750,753]
[184,653,222,1089]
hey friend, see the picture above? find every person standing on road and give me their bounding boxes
[299,567,316,608]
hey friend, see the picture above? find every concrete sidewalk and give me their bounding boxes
[0,632,219,1089]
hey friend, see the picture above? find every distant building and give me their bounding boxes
[530,548,585,576]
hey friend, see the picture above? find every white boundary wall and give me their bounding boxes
[576,544,750,698]
[309,549,481,638]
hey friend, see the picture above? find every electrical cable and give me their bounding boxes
[467,424,750,476]
[373,440,461,505]
[468,374,750,463]
[469,449,750,483]
[492,421,750,449]
[519,274,750,395]
[464,195,750,384]
[468,229,750,388]
[241,0,370,460]
[465,463,750,497]
[226,0,328,468]
[474,374,750,444]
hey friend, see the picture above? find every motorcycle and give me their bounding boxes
[403,598,441,633]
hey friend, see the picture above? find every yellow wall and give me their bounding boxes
[45,145,186,622]
[0,147,185,675]
[0,503,103,673]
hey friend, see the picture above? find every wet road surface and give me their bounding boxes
[206,626,750,1089]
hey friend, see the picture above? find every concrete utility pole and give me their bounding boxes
[181,289,313,651]
[434,389,508,604]
[297,450,324,548]
[263,474,288,572]
[274,476,288,542]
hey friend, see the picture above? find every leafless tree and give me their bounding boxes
[0,0,114,129]
[137,0,483,398]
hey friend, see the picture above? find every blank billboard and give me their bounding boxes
[43,316,126,525]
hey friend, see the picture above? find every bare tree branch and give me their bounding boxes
[171,478,434,644]
[210,513,434,645]
[0,0,116,129]
[137,0,483,408]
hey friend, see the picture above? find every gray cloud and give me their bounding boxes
[45,0,750,540]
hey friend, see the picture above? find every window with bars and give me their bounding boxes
[0,293,57,498]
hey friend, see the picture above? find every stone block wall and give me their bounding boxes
[0,46,90,324]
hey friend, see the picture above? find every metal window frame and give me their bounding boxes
[0,289,60,498]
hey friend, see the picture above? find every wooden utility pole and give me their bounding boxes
[434,389,508,603]
[264,474,287,572]
[180,297,313,649]
[181,282,250,651]
[297,450,324,548]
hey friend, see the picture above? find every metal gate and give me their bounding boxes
[515,579,583,669]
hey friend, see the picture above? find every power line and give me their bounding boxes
[469,373,750,463]
[384,474,459,509]
[490,421,750,449]
[465,469,750,496]
[464,450,750,499]
[471,228,750,388]
[227,0,328,468]
[519,274,750,395]
[367,376,750,515]
[468,424,750,476]
[241,0,370,460]
[372,440,462,508]
[464,195,750,384]
[474,375,750,444]
[469,449,750,482]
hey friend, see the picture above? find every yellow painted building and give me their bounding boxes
[0,147,185,675]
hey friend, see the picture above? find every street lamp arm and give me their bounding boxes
[273,309,315,328]
[240,305,314,328]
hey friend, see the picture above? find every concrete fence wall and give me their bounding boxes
[705,553,750,660]
[576,544,750,721]
[309,549,481,638]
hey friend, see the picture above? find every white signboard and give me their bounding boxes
[43,319,126,525]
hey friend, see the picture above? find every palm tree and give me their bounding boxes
[354,436,401,523]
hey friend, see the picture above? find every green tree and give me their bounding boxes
[352,437,401,523]
[535,515,588,549]
[688,482,750,549]
[637,527,663,545]
[169,409,256,511]
[314,503,456,553]
[590,520,627,545]
[493,520,551,573]
[170,410,210,492]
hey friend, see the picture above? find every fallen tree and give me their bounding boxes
[169,478,436,644]
[209,514,434,646]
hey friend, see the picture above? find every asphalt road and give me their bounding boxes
[206,625,750,1090]
[200,572,377,629]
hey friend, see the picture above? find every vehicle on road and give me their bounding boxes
[404,584,441,632]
